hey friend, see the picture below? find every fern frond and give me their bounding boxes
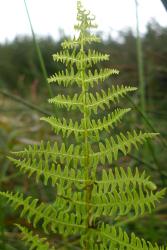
[53,50,109,67]
[90,131,158,166]
[48,85,136,115]
[40,117,83,139]
[48,93,83,111]
[0,191,86,235]
[95,167,157,193]
[48,68,118,88]
[59,187,165,219]
[41,108,130,139]
[86,50,109,65]
[8,156,86,189]
[61,37,80,49]
[87,85,137,113]
[82,34,101,44]
[61,35,101,49]
[88,108,131,137]
[53,50,78,65]
[88,225,167,250]
[16,224,55,250]
[85,68,119,87]
[76,0,97,31]
[12,141,83,167]
[47,68,80,87]
[74,22,98,31]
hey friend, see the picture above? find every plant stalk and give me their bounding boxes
[80,32,92,249]
[0,89,51,116]
[135,0,146,113]
[23,0,53,98]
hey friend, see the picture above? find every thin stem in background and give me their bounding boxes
[126,95,167,148]
[126,94,167,185]
[23,0,53,98]
[161,0,167,11]
[0,89,51,116]
[135,0,146,113]
[115,203,167,227]
[134,0,166,186]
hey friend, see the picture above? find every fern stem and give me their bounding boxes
[80,32,92,249]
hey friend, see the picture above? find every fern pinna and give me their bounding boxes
[0,1,166,249]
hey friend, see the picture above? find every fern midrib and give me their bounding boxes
[95,176,150,187]
[54,52,108,64]
[80,31,93,249]
[60,190,160,209]
[14,148,84,159]
[49,97,83,106]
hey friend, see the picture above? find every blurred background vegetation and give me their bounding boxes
[0,17,167,249]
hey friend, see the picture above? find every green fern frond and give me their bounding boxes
[90,131,158,166]
[87,108,131,135]
[40,117,82,138]
[88,225,167,250]
[12,141,83,167]
[53,49,109,66]
[8,156,85,189]
[81,34,101,44]
[74,22,98,31]
[47,68,79,87]
[48,85,136,112]
[48,68,118,88]
[0,191,86,235]
[61,35,101,49]
[84,68,119,87]
[61,37,80,49]
[41,117,84,139]
[85,50,110,65]
[16,224,55,250]
[41,108,130,139]
[58,187,165,219]
[95,167,157,193]
[75,0,97,31]
[53,50,78,65]
[48,93,83,111]
[86,85,137,113]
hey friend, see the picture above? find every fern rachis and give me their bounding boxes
[0,1,166,249]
